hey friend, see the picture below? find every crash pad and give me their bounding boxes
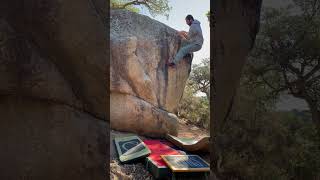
[114,136,150,163]
[144,140,182,179]
[165,134,210,152]
[161,155,210,172]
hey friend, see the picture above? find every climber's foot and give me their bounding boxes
[184,53,192,58]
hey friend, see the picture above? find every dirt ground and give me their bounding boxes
[110,119,210,180]
[176,118,209,139]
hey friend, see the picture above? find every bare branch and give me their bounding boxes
[304,61,320,80]
[287,63,302,76]
[270,86,288,96]
[120,0,151,9]
[260,75,277,90]
[306,74,320,86]
[145,0,160,9]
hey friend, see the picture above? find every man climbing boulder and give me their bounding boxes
[168,15,204,67]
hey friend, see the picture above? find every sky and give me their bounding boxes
[139,0,210,65]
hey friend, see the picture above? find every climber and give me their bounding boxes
[167,14,204,67]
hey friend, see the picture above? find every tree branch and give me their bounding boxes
[304,61,320,80]
[287,2,320,55]
[145,0,160,9]
[287,63,302,77]
[282,69,296,95]
[271,86,288,95]
[120,0,151,9]
[260,75,277,90]
[306,74,320,86]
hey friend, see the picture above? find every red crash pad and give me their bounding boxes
[143,140,182,179]
[144,140,181,166]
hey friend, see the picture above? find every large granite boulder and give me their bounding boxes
[110,10,192,137]
[0,0,107,179]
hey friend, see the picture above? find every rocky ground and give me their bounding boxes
[110,119,210,180]
[110,157,153,180]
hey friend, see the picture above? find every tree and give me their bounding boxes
[248,0,320,132]
[177,58,210,129]
[188,58,210,100]
[212,0,262,179]
[178,84,210,129]
[110,0,171,18]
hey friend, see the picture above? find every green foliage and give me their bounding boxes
[178,83,210,129]
[110,0,171,19]
[111,0,140,13]
[205,10,210,17]
[177,59,210,129]
[188,58,210,100]
[216,72,320,179]
[248,0,320,125]
[279,111,320,179]
[213,1,320,175]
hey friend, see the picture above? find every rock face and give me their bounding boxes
[110,10,192,137]
[0,0,107,179]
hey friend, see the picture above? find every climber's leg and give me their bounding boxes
[172,43,201,65]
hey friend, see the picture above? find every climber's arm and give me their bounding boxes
[178,31,188,39]
[179,26,197,43]
[186,26,196,40]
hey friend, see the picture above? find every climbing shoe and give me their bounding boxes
[184,53,192,58]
